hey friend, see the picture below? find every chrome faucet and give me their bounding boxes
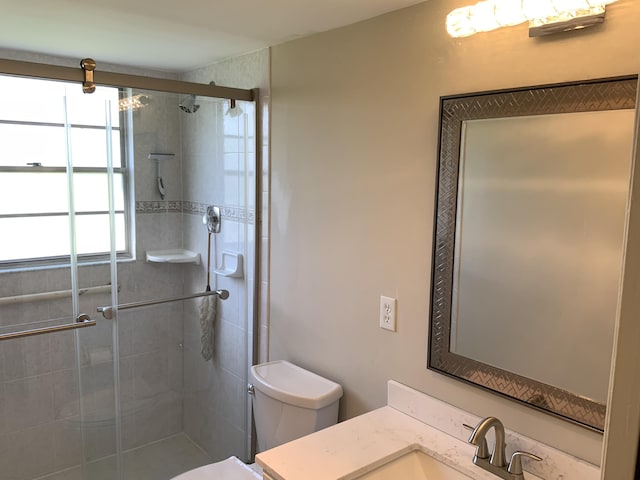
[469,417,507,467]
[467,417,541,480]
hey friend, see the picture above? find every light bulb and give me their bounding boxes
[472,1,502,32]
[522,0,558,19]
[552,0,591,10]
[493,0,528,26]
[446,6,477,37]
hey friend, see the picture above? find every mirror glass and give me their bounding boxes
[429,76,638,431]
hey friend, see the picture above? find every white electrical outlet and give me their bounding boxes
[379,296,397,332]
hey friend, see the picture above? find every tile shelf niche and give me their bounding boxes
[145,249,201,264]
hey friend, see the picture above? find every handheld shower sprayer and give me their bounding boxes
[200,205,221,361]
[203,206,221,234]
[148,153,175,200]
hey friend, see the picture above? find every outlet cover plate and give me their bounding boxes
[380,296,397,332]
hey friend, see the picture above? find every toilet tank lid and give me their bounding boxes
[250,360,343,410]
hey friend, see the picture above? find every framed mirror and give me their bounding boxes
[428,75,638,431]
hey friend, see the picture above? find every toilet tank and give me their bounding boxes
[249,360,343,452]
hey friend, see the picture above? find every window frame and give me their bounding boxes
[0,84,133,270]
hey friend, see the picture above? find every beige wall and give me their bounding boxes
[269,0,640,466]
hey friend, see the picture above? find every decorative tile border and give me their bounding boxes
[181,201,207,216]
[135,200,254,224]
[135,201,182,213]
[221,205,255,224]
[182,200,255,224]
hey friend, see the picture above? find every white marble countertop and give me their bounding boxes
[256,405,542,480]
[256,381,599,480]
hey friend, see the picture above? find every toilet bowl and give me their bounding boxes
[171,457,261,480]
[171,360,343,479]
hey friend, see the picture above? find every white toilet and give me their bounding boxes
[172,360,343,479]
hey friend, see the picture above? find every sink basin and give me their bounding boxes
[353,449,473,480]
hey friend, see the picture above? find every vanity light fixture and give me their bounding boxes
[446,0,618,38]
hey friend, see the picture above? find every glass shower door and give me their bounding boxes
[0,76,121,479]
[0,69,256,480]
[104,88,255,479]
[65,85,123,479]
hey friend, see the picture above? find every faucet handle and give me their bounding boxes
[463,423,489,459]
[507,451,542,477]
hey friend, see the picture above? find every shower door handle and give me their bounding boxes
[0,313,96,341]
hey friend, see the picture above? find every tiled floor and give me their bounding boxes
[35,434,212,480]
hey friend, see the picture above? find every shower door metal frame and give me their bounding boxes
[0,55,262,473]
[0,58,255,101]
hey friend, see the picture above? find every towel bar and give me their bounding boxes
[0,314,95,341]
[97,289,229,319]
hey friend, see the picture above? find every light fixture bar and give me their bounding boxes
[446,0,617,38]
[529,6,605,37]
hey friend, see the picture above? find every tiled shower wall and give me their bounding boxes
[117,90,185,453]
[180,48,269,461]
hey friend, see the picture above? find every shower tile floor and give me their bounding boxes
[34,434,212,480]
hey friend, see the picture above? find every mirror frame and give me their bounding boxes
[428,75,638,432]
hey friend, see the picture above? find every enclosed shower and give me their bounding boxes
[0,59,258,480]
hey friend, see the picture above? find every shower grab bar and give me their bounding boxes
[0,284,114,307]
[97,289,230,319]
[0,314,96,341]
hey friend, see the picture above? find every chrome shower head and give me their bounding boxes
[179,94,200,113]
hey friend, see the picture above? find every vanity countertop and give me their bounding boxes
[256,405,541,480]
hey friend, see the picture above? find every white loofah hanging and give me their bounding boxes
[199,293,217,361]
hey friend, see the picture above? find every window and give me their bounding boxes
[0,74,131,268]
